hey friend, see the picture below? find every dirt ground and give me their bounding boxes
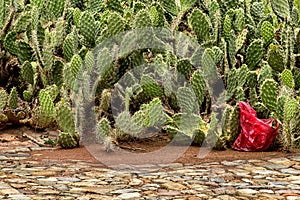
[0,126,297,167]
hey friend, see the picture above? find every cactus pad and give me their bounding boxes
[281,69,295,89]
[246,39,264,70]
[0,89,7,110]
[260,79,279,113]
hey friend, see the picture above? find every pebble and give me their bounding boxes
[0,148,299,199]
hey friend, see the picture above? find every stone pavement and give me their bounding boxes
[0,147,300,199]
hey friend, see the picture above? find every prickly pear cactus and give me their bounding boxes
[0,89,7,111]
[246,39,264,70]
[189,8,210,43]
[260,79,279,113]
[284,98,298,122]
[58,132,79,149]
[79,11,96,48]
[261,21,274,46]
[271,0,290,19]
[96,118,111,142]
[56,101,76,134]
[8,87,18,110]
[281,69,295,89]
[267,45,285,72]
[190,70,206,106]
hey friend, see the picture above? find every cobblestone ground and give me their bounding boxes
[0,147,300,200]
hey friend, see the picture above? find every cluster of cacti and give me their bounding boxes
[0,0,299,151]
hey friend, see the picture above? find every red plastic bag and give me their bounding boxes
[233,101,279,151]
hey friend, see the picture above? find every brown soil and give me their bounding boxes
[0,127,298,167]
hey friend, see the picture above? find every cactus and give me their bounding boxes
[176,59,192,78]
[39,89,55,117]
[261,21,274,46]
[271,0,290,19]
[235,87,246,102]
[58,132,79,149]
[107,12,125,37]
[99,89,111,113]
[79,11,96,47]
[14,11,31,33]
[17,40,34,64]
[149,3,165,27]
[70,54,83,80]
[284,98,298,122]
[246,71,258,88]
[42,29,54,72]
[251,2,263,23]
[246,39,264,70]
[21,61,34,85]
[236,29,248,53]
[223,14,232,39]
[73,7,81,27]
[4,31,18,56]
[143,98,165,127]
[258,63,273,85]
[226,68,238,101]
[281,69,295,89]
[63,32,78,62]
[267,44,285,72]
[96,118,111,142]
[31,106,55,129]
[23,90,33,102]
[189,9,210,43]
[0,89,7,110]
[227,104,240,145]
[159,0,178,16]
[177,87,198,114]
[260,79,279,113]
[8,87,18,110]
[190,70,206,106]
[140,75,163,99]
[105,0,123,14]
[56,101,76,134]
[45,0,65,20]
[233,8,245,32]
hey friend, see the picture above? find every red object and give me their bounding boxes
[233,101,279,151]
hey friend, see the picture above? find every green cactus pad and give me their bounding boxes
[189,9,210,43]
[281,69,295,89]
[39,90,55,117]
[63,33,77,62]
[23,90,33,102]
[236,29,248,53]
[21,61,34,85]
[177,87,198,114]
[79,11,96,47]
[271,0,290,19]
[246,39,264,70]
[261,21,274,46]
[31,106,55,129]
[159,0,178,15]
[267,45,284,72]
[4,32,18,56]
[70,54,83,80]
[8,87,18,110]
[191,70,206,106]
[284,98,298,122]
[144,98,165,127]
[107,12,125,37]
[176,59,192,78]
[96,118,111,141]
[56,101,76,134]
[58,132,79,149]
[140,75,163,99]
[0,89,7,111]
[233,8,245,32]
[223,14,232,39]
[14,11,31,33]
[260,79,279,113]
